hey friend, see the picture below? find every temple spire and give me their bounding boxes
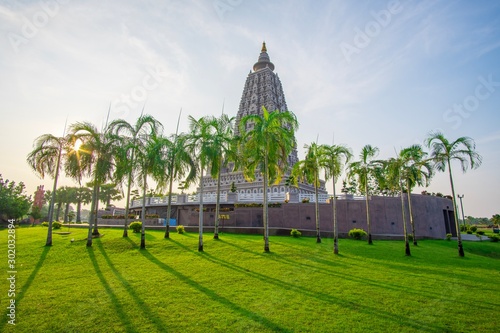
[253,41,275,72]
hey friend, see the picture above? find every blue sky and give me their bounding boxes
[1,0,499,218]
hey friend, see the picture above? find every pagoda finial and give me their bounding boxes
[261,41,267,52]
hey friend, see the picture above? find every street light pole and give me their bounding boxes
[457,194,465,226]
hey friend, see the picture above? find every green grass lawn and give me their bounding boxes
[1,226,499,332]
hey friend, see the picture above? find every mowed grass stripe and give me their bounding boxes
[0,227,498,332]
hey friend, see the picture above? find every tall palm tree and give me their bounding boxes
[239,107,299,252]
[69,120,119,246]
[399,145,433,245]
[134,132,169,249]
[186,115,217,252]
[321,144,352,254]
[425,132,482,257]
[292,142,323,243]
[384,156,411,256]
[109,114,162,237]
[210,114,236,240]
[162,132,197,238]
[26,131,69,246]
[348,145,379,245]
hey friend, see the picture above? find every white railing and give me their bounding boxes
[130,192,365,208]
[299,193,331,203]
[187,193,227,203]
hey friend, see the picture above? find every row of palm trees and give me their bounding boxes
[27,107,481,257]
[291,135,481,257]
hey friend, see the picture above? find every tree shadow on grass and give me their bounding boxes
[87,246,138,333]
[0,246,50,330]
[94,239,168,332]
[168,238,457,333]
[138,248,291,333]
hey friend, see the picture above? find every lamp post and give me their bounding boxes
[457,194,465,226]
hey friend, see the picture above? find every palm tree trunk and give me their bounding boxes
[46,144,63,246]
[64,203,70,223]
[406,179,417,246]
[123,172,133,238]
[263,154,270,252]
[56,202,62,221]
[198,164,204,252]
[214,156,223,239]
[314,172,321,243]
[448,160,464,257]
[164,165,174,239]
[76,200,82,223]
[332,174,339,254]
[86,182,98,247]
[140,172,147,249]
[365,176,372,244]
[92,186,100,236]
[399,182,411,256]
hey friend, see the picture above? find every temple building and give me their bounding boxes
[201,42,326,197]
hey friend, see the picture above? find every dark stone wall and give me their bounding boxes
[174,194,454,239]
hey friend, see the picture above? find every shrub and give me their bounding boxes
[476,230,485,235]
[176,225,185,234]
[446,233,452,241]
[466,230,473,234]
[290,229,302,238]
[129,221,142,233]
[489,234,500,242]
[301,198,310,203]
[470,225,477,232]
[407,234,414,241]
[348,228,367,240]
[41,222,49,227]
[460,225,468,232]
[52,221,62,229]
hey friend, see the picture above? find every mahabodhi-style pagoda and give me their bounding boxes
[201,42,327,197]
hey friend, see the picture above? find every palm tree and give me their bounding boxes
[26,131,69,246]
[98,183,123,208]
[348,145,379,245]
[425,132,482,257]
[162,132,197,239]
[384,156,411,256]
[210,114,236,240]
[75,186,92,223]
[239,107,299,252]
[292,142,323,243]
[186,115,217,252]
[133,132,169,249]
[399,145,433,245]
[69,120,119,246]
[321,144,352,254]
[109,114,162,238]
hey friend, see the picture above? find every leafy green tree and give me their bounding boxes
[292,142,324,243]
[26,132,69,245]
[210,114,236,240]
[75,186,92,222]
[348,145,379,245]
[110,114,162,237]
[162,132,196,238]
[425,132,482,257]
[0,175,32,221]
[399,145,432,245]
[29,205,43,226]
[491,214,500,226]
[321,144,352,254]
[186,115,217,252]
[134,132,169,249]
[70,120,120,246]
[98,183,123,208]
[239,107,299,252]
